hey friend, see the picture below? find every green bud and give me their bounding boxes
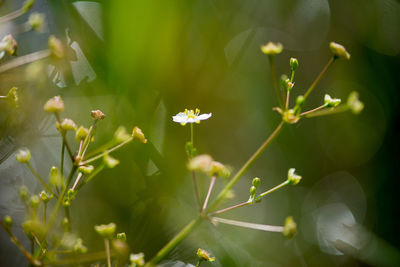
[39,191,52,203]
[22,220,45,240]
[252,177,261,188]
[104,154,120,168]
[48,35,64,59]
[324,94,341,107]
[75,126,89,141]
[49,166,61,187]
[43,96,64,113]
[329,42,350,60]
[62,217,70,232]
[347,91,364,114]
[249,186,257,196]
[28,13,45,32]
[116,232,127,241]
[196,248,215,262]
[78,165,94,174]
[22,0,35,13]
[296,95,305,106]
[290,57,299,71]
[6,87,18,108]
[59,118,77,131]
[132,126,147,144]
[280,74,291,91]
[94,222,116,239]
[283,216,297,239]
[29,195,40,210]
[91,109,105,120]
[114,126,131,143]
[74,238,87,253]
[16,148,31,163]
[287,168,302,185]
[260,42,283,55]
[4,215,13,228]
[129,252,145,267]
[19,186,29,201]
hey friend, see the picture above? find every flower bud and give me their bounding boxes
[329,42,350,60]
[197,248,215,262]
[39,191,52,203]
[6,87,18,108]
[75,126,89,141]
[16,148,31,163]
[19,186,29,201]
[104,154,120,168]
[74,238,87,253]
[296,95,305,106]
[209,161,230,178]
[91,110,105,120]
[78,165,94,174]
[132,126,147,144]
[4,215,13,228]
[324,94,341,107]
[48,35,64,59]
[28,13,45,32]
[130,252,145,267]
[252,177,261,188]
[94,222,116,239]
[49,166,61,187]
[287,168,302,185]
[23,0,35,13]
[283,109,300,124]
[44,96,64,113]
[187,154,213,174]
[249,186,257,196]
[59,118,77,131]
[114,126,131,143]
[22,219,45,240]
[116,232,127,241]
[1,35,17,56]
[290,57,299,71]
[347,91,364,114]
[283,216,297,239]
[260,42,283,55]
[29,195,40,210]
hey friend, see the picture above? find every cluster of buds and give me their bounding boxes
[197,248,215,263]
[249,177,261,203]
[0,35,18,59]
[287,168,302,185]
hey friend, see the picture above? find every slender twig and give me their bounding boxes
[71,172,83,191]
[300,103,328,117]
[0,221,42,266]
[285,90,290,110]
[207,121,284,212]
[268,55,284,107]
[80,137,133,165]
[0,8,24,24]
[54,114,75,162]
[190,123,201,210]
[202,176,216,212]
[43,203,47,223]
[81,120,98,160]
[304,57,335,99]
[305,105,349,118]
[64,206,71,232]
[0,50,50,74]
[209,201,250,216]
[105,239,111,267]
[26,163,57,198]
[210,217,284,232]
[257,180,289,199]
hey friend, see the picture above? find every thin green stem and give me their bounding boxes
[207,121,284,212]
[285,90,290,110]
[46,166,77,236]
[43,203,47,223]
[269,55,284,108]
[80,137,133,165]
[26,163,57,198]
[64,206,71,232]
[81,120,98,159]
[75,165,105,192]
[190,123,194,146]
[105,239,111,267]
[54,114,74,162]
[304,57,335,99]
[257,180,289,199]
[189,124,201,210]
[290,70,296,83]
[300,103,328,117]
[196,260,202,267]
[0,49,50,74]
[146,217,202,266]
[0,8,24,24]
[305,105,349,118]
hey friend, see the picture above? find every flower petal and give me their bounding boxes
[197,113,212,121]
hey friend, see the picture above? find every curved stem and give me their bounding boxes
[0,50,50,74]
[304,57,335,99]
[0,8,24,24]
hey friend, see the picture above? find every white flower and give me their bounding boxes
[172,109,212,125]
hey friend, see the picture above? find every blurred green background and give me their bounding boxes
[1,0,400,266]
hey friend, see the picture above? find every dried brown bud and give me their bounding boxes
[91,110,105,120]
